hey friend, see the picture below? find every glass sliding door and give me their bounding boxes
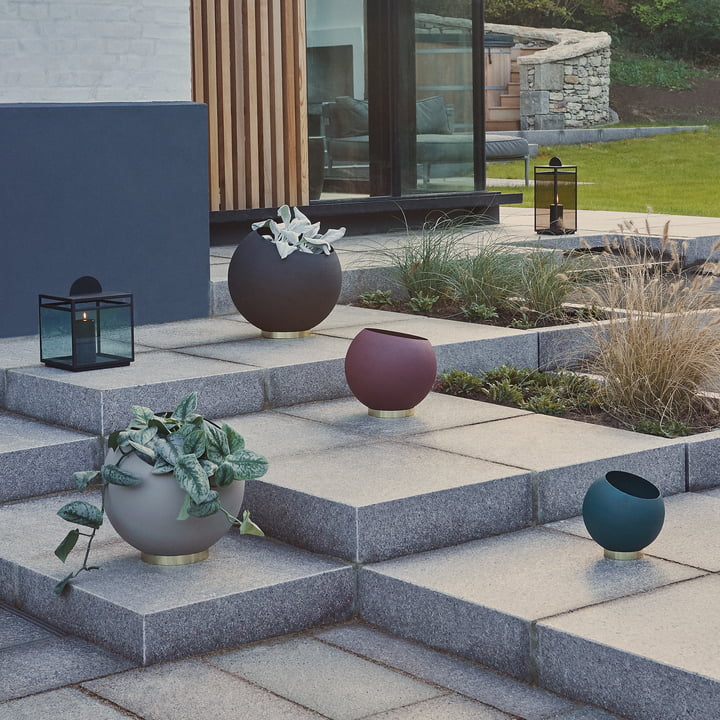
[413,0,475,193]
[306,0,484,202]
[306,0,370,199]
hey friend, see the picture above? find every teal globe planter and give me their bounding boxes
[582,470,665,560]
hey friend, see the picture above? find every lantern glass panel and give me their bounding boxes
[39,302,72,362]
[39,291,134,371]
[534,164,577,235]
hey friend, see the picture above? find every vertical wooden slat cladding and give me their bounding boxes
[190,0,308,211]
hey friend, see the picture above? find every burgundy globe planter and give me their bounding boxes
[344,328,437,417]
[228,230,342,338]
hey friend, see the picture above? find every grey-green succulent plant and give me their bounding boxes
[252,204,346,259]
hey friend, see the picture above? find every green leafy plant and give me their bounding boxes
[358,289,394,309]
[435,370,484,396]
[252,204,346,259]
[53,392,267,594]
[631,418,691,437]
[409,291,440,313]
[436,365,602,417]
[461,303,499,322]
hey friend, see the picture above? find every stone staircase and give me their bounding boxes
[1,250,720,720]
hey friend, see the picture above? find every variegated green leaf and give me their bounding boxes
[54,528,80,562]
[200,459,218,478]
[225,450,268,480]
[152,459,175,474]
[57,501,103,529]
[177,494,192,521]
[183,428,206,458]
[213,462,235,488]
[204,421,229,457]
[107,429,125,451]
[128,440,155,463]
[132,405,155,422]
[173,454,211,504]
[73,470,100,490]
[148,417,174,436]
[238,510,264,536]
[173,392,198,421]
[101,464,142,486]
[222,424,245,454]
[186,490,220,518]
[130,426,158,446]
[152,437,180,467]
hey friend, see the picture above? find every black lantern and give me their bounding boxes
[39,276,134,371]
[534,156,577,235]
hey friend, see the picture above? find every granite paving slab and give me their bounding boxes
[244,441,532,562]
[207,636,445,720]
[536,575,720,720]
[405,413,685,522]
[219,410,373,459]
[0,636,135,702]
[359,527,704,680]
[5,351,266,434]
[0,411,100,502]
[178,334,354,407]
[133,315,255,349]
[315,623,577,720]
[363,695,515,719]
[277,394,531,438]
[1,525,353,664]
[549,492,720,571]
[0,687,137,720]
[83,658,324,720]
[0,605,58,650]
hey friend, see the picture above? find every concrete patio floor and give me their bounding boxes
[1,208,720,720]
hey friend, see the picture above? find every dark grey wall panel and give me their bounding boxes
[0,102,209,338]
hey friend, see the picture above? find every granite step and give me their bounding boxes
[359,490,720,720]
[0,492,354,666]
[2,307,540,435]
[0,410,100,503]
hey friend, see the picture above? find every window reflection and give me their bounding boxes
[306,0,368,199]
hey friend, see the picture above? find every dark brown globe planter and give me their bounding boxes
[228,230,342,338]
[344,328,437,417]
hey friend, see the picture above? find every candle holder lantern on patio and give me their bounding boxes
[534,156,577,235]
[39,276,134,371]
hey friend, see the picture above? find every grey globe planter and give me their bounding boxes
[582,470,665,560]
[228,230,342,338]
[104,450,245,565]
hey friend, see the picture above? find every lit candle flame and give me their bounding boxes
[82,312,88,321]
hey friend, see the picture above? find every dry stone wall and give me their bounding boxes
[486,24,612,130]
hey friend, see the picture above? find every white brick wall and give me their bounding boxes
[0,0,191,102]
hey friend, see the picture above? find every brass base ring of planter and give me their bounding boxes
[604,549,643,561]
[141,550,209,566]
[261,330,312,339]
[368,408,415,418]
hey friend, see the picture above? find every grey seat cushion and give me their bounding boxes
[485,134,529,160]
[328,133,528,165]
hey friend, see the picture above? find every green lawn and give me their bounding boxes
[486,125,720,217]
